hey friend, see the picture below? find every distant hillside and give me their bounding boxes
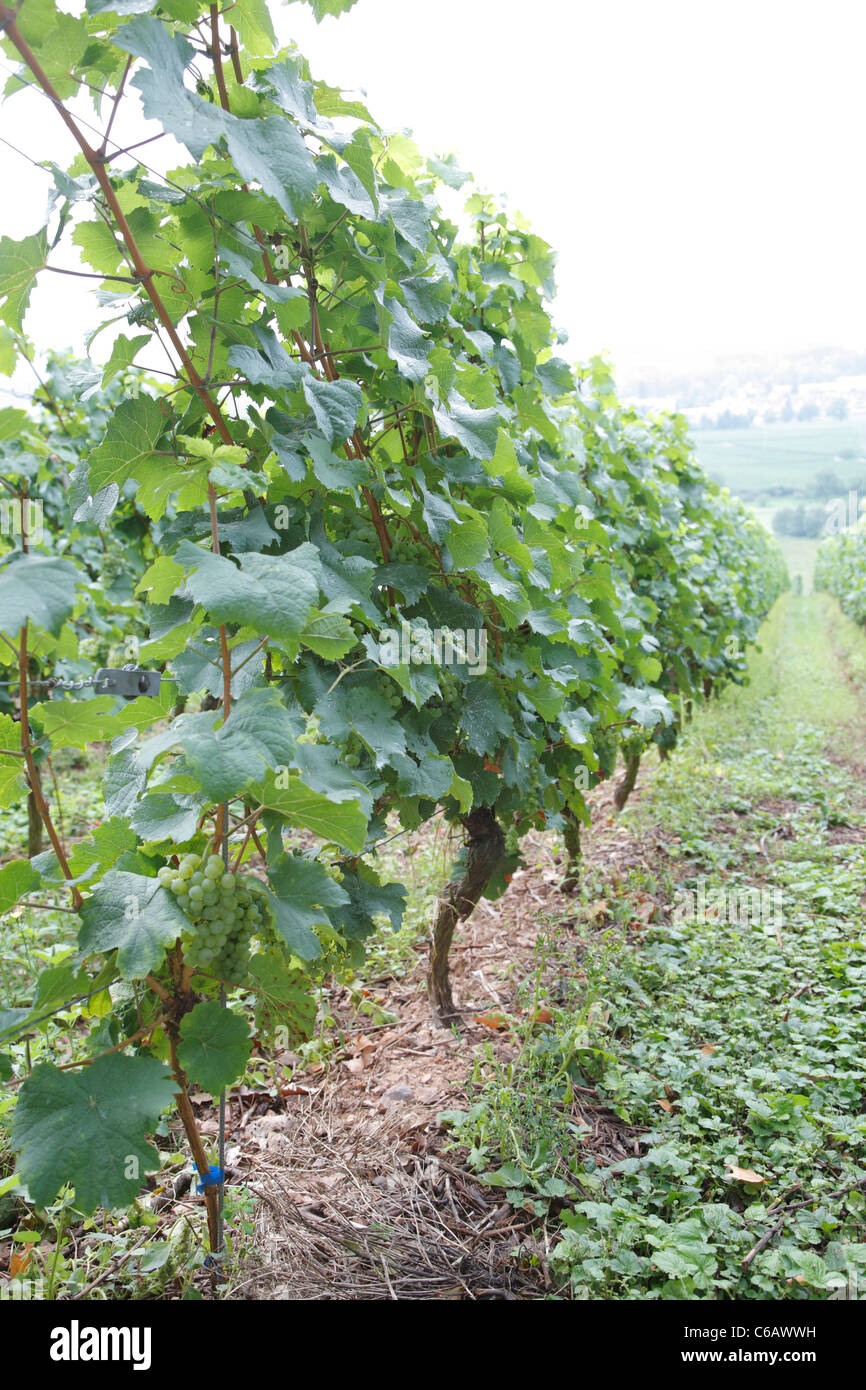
[620,346,866,420]
[693,418,866,500]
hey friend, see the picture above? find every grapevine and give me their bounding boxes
[0,0,787,1267]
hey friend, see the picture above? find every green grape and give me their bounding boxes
[167,863,273,985]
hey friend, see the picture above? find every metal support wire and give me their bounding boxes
[0,667,178,697]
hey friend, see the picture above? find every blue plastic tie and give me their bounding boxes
[196,1164,224,1193]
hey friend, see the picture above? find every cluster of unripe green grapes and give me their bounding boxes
[503,821,522,858]
[297,713,321,746]
[375,671,402,712]
[322,856,344,885]
[592,729,619,779]
[344,734,365,769]
[438,669,458,700]
[157,852,273,984]
[328,509,374,546]
[394,542,429,567]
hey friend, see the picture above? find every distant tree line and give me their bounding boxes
[698,398,849,430]
[813,468,866,498]
[772,505,828,538]
[625,346,866,408]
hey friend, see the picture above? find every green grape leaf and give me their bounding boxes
[103,745,148,820]
[342,131,379,206]
[330,867,406,940]
[448,769,473,813]
[0,858,40,914]
[266,853,348,959]
[77,871,190,979]
[0,230,48,329]
[178,687,300,801]
[171,632,264,700]
[175,541,319,641]
[0,554,80,637]
[391,753,455,800]
[130,792,204,844]
[73,219,123,276]
[372,563,429,605]
[230,0,276,54]
[300,609,357,659]
[248,950,316,1043]
[255,771,368,853]
[87,394,166,493]
[71,476,120,527]
[303,0,361,18]
[382,189,431,252]
[31,961,93,1013]
[228,327,306,389]
[290,742,374,815]
[119,20,227,158]
[136,555,185,605]
[537,356,575,398]
[304,434,366,489]
[29,696,125,751]
[0,325,16,371]
[302,375,363,445]
[428,154,470,189]
[177,1001,251,1094]
[68,818,139,877]
[432,396,500,460]
[223,115,318,221]
[345,687,407,767]
[0,407,30,443]
[209,458,267,492]
[618,686,674,729]
[11,1055,176,1212]
[559,707,595,747]
[385,297,430,382]
[101,332,151,387]
[446,516,489,569]
[218,247,303,306]
[458,683,515,755]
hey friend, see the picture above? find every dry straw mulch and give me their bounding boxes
[229,777,656,1300]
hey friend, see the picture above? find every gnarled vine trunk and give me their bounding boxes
[613,751,641,811]
[427,807,504,1020]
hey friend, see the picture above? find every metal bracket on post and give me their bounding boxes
[94,665,161,700]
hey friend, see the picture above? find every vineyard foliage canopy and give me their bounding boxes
[0,0,786,1228]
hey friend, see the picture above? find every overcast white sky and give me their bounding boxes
[2,0,865,387]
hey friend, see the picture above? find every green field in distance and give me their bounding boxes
[693,417,866,497]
